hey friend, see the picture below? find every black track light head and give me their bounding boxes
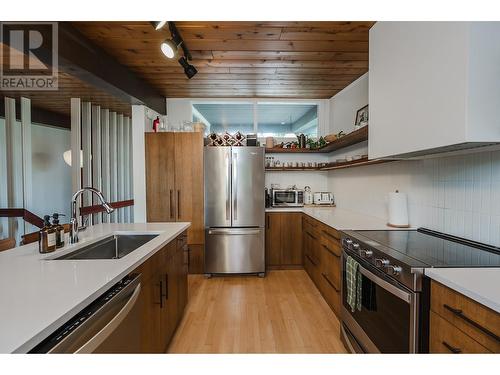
[178,56,198,79]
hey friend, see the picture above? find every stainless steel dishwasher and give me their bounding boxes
[30,274,142,353]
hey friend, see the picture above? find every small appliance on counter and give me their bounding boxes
[304,186,313,205]
[313,192,334,205]
[271,188,304,207]
[265,188,272,208]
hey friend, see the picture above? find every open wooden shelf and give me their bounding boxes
[320,157,391,171]
[265,126,368,154]
[265,156,393,172]
[265,167,326,172]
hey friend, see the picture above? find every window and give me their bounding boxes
[192,101,319,139]
[257,103,317,138]
[192,102,254,135]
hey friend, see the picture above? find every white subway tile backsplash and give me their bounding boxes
[327,149,500,247]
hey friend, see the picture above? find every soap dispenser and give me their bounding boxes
[52,213,65,249]
[39,215,56,253]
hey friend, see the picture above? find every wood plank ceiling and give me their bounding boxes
[72,21,374,99]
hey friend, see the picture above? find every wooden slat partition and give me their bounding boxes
[101,108,110,223]
[109,111,118,223]
[69,100,133,225]
[91,105,102,224]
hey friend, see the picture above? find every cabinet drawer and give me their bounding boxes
[320,235,342,258]
[320,224,341,241]
[319,272,341,317]
[430,311,491,353]
[320,245,341,289]
[431,281,500,352]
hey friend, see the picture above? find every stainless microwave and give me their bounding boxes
[272,189,304,207]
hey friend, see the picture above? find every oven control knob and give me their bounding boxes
[359,249,373,258]
[352,243,360,250]
[375,258,390,267]
[344,238,353,246]
[386,265,403,276]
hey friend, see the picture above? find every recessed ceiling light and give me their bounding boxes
[151,21,167,30]
[160,39,177,59]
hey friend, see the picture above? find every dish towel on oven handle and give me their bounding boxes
[346,256,362,312]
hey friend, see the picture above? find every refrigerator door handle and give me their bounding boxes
[225,151,231,221]
[233,152,238,221]
[208,228,261,235]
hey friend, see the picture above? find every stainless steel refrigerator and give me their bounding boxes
[204,146,265,276]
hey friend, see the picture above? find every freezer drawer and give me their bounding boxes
[205,228,265,274]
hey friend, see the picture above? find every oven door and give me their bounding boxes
[272,190,298,206]
[341,251,418,353]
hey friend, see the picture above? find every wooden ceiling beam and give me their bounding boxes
[58,23,165,114]
[9,23,166,114]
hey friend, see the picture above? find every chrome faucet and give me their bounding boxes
[70,187,115,244]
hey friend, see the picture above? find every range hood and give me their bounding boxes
[368,22,500,160]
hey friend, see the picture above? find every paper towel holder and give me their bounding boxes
[387,190,411,228]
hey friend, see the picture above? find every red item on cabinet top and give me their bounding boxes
[153,116,160,133]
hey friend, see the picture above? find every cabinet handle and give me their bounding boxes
[165,274,169,300]
[443,304,500,343]
[177,190,181,219]
[442,341,462,354]
[169,190,174,219]
[322,229,339,241]
[322,244,340,258]
[156,280,164,308]
[321,272,340,292]
[306,254,318,267]
[307,231,317,240]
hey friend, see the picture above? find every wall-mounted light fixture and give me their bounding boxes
[63,150,84,168]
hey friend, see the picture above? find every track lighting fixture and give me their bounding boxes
[178,56,198,79]
[160,39,178,59]
[151,21,167,30]
[151,21,197,79]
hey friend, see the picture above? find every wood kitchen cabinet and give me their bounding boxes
[145,132,205,274]
[265,212,302,269]
[303,215,342,319]
[429,281,500,353]
[134,231,189,353]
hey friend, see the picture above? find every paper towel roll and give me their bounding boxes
[388,191,409,227]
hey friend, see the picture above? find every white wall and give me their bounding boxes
[0,118,71,239]
[326,72,500,246]
[30,123,72,221]
[327,151,500,246]
[328,73,368,135]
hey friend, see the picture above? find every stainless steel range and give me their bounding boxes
[340,228,500,353]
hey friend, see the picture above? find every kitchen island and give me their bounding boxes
[0,222,190,353]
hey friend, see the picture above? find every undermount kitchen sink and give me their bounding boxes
[51,234,158,260]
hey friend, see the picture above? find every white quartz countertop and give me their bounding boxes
[266,206,408,231]
[425,268,500,313]
[0,222,190,353]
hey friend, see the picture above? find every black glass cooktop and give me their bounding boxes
[353,228,500,268]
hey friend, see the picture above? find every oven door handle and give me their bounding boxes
[358,263,411,303]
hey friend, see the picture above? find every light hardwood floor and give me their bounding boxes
[167,270,347,353]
